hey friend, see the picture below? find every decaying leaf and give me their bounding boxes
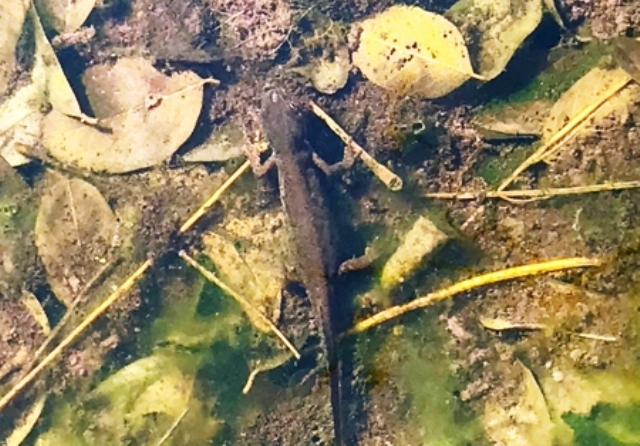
[473,100,551,142]
[31,5,82,117]
[36,350,219,445]
[446,0,543,81]
[0,84,43,166]
[183,122,247,163]
[351,5,474,98]
[292,46,351,95]
[202,210,293,333]
[0,158,37,288]
[0,4,83,166]
[614,36,640,84]
[35,175,117,306]
[5,291,49,446]
[42,57,205,173]
[542,0,566,29]
[380,216,448,290]
[480,315,549,332]
[34,0,96,34]
[483,361,553,446]
[542,66,639,143]
[0,0,29,96]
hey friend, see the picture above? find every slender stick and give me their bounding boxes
[349,257,601,334]
[425,180,640,201]
[0,161,251,414]
[497,76,631,192]
[309,101,403,191]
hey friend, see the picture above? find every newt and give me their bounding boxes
[256,89,347,445]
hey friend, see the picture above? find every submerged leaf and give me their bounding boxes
[0,157,36,288]
[446,0,543,80]
[183,122,247,163]
[352,5,474,98]
[202,210,292,333]
[473,99,550,142]
[35,0,96,34]
[0,0,29,96]
[483,361,553,446]
[614,36,640,84]
[542,66,638,143]
[380,216,448,290]
[31,5,82,116]
[0,84,43,166]
[42,57,204,173]
[35,175,117,306]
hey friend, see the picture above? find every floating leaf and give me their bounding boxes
[446,0,543,80]
[42,57,205,173]
[0,0,29,96]
[542,66,639,143]
[34,0,96,34]
[35,174,117,306]
[351,5,474,98]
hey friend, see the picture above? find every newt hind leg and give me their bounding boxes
[311,141,360,175]
[244,141,277,177]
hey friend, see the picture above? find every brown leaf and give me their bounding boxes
[35,175,117,306]
[42,57,205,173]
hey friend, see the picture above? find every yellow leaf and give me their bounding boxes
[31,5,82,116]
[0,0,29,96]
[352,5,474,98]
[34,0,96,33]
[542,66,639,143]
[446,0,543,80]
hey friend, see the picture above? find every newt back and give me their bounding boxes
[260,90,346,445]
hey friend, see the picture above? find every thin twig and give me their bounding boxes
[0,259,153,413]
[309,101,403,191]
[178,251,300,360]
[348,257,601,334]
[179,160,251,234]
[155,408,189,446]
[425,180,640,202]
[497,75,632,192]
[0,160,250,414]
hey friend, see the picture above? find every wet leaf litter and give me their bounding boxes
[1,0,640,445]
